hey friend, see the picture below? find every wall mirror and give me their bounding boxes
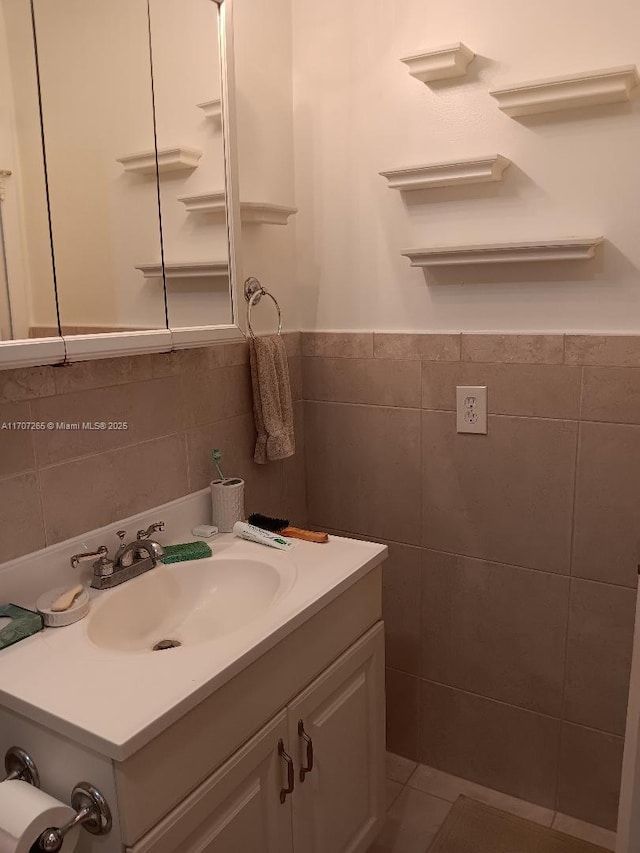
[0,0,242,369]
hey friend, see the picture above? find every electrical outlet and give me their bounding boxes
[456,386,487,434]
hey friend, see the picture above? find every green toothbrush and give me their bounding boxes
[211,448,225,480]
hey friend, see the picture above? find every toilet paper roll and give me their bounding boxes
[0,780,79,853]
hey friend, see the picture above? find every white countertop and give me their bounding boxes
[0,526,386,761]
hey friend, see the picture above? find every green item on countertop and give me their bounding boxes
[0,603,44,650]
[161,541,213,563]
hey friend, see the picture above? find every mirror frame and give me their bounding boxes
[0,0,246,371]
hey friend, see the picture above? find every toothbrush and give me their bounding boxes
[211,448,225,481]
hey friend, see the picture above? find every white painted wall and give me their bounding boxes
[233,0,299,335]
[291,0,640,332]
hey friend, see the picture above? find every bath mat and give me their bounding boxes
[428,796,610,853]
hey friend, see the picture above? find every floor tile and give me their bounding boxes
[385,779,403,811]
[552,812,616,850]
[368,787,451,853]
[407,764,554,827]
[386,752,418,784]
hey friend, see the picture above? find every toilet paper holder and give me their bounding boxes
[37,782,112,851]
[3,746,40,788]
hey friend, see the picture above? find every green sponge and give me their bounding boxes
[161,541,212,564]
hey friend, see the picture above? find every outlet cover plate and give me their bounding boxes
[456,385,487,434]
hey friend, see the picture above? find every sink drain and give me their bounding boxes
[152,639,181,651]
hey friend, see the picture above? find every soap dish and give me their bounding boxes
[36,587,90,627]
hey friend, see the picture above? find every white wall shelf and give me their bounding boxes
[135,261,229,280]
[178,191,297,224]
[117,146,203,175]
[380,155,511,191]
[402,238,603,267]
[197,99,222,121]
[401,42,475,83]
[490,65,639,117]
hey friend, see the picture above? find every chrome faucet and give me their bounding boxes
[70,522,165,590]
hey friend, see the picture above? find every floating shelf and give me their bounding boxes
[117,146,202,175]
[178,191,297,224]
[196,99,222,121]
[135,261,229,280]
[402,238,603,267]
[380,155,511,191]
[490,65,639,117]
[401,42,475,83]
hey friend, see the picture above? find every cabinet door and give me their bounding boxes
[288,622,385,853]
[128,710,294,853]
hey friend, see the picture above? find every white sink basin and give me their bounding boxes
[87,557,295,653]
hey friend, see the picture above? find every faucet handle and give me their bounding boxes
[70,545,114,577]
[116,529,127,543]
[137,521,165,540]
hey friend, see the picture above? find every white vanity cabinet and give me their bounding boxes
[127,623,385,853]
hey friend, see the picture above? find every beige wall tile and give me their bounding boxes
[0,365,55,403]
[181,364,252,429]
[572,421,640,587]
[0,472,45,562]
[421,412,577,573]
[0,402,35,478]
[461,334,564,364]
[224,340,250,366]
[421,551,569,716]
[282,331,301,358]
[281,403,307,524]
[373,333,460,362]
[564,579,635,735]
[288,357,303,402]
[386,668,419,760]
[32,377,182,466]
[383,543,421,676]
[303,357,421,407]
[419,681,561,808]
[302,332,373,358]
[557,723,624,830]
[305,401,421,543]
[422,362,581,420]
[582,367,640,424]
[40,434,188,543]
[566,335,640,367]
[53,354,156,395]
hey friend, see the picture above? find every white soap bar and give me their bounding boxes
[191,524,219,539]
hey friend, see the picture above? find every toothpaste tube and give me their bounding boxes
[233,521,293,550]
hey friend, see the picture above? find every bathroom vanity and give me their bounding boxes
[0,490,387,852]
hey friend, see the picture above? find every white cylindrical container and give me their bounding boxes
[0,779,79,852]
[210,478,245,532]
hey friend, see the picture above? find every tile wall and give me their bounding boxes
[0,333,304,562]
[301,331,640,830]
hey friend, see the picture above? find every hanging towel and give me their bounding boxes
[249,334,295,464]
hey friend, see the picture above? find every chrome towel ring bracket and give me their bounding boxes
[244,277,282,339]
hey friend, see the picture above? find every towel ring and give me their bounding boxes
[244,277,282,339]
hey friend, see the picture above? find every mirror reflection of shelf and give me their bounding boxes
[490,65,639,117]
[135,261,229,280]
[401,42,475,83]
[380,155,511,191]
[402,238,604,267]
[178,191,297,224]
[196,99,222,121]
[117,146,203,175]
